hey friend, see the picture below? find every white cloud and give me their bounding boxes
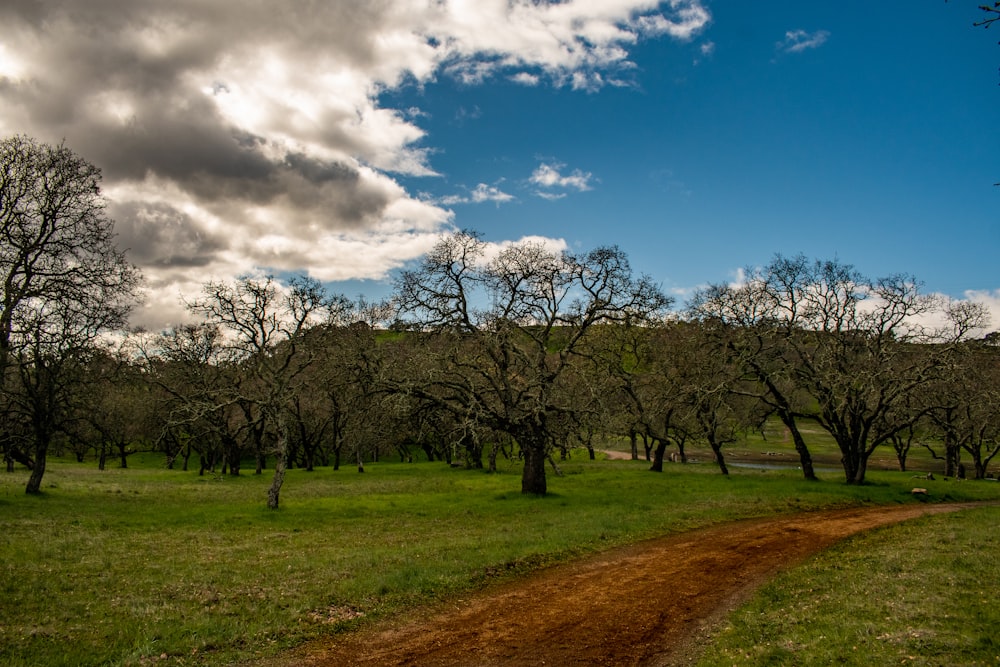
[531,162,595,193]
[480,235,570,265]
[777,29,830,54]
[0,0,710,328]
[632,2,711,40]
[510,71,541,86]
[535,191,568,201]
[470,183,515,205]
[438,183,515,206]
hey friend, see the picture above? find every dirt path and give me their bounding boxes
[273,503,976,667]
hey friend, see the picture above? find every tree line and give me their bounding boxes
[2,136,997,506]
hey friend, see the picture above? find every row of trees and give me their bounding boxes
[2,136,998,506]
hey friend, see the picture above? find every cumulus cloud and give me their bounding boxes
[633,1,711,40]
[438,183,515,206]
[510,72,541,86]
[531,162,595,196]
[0,0,710,328]
[777,29,831,54]
[479,235,570,265]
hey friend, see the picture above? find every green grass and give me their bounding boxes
[1,450,998,666]
[603,419,953,478]
[697,505,1000,667]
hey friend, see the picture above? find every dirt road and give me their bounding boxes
[275,503,974,667]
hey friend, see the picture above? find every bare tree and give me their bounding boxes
[288,300,390,472]
[693,254,988,484]
[595,320,694,470]
[923,333,1000,478]
[672,320,762,476]
[689,256,819,480]
[140,322,238,474]
[188,275,339,508]
[393,231,669,495]
[0,135,142,493]
[784,259,985,484]
[68,345,157,470]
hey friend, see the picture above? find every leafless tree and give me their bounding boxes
[0,135,141,493]
[689,255,819,480]
[693,254,988,484]
[922,334,1000,478]
[187,275,341,508]
[393,231,670,495]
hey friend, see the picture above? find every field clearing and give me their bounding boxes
[697,505,1000,666]
[2,446,998,666]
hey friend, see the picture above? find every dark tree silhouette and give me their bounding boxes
[0,135,141,493]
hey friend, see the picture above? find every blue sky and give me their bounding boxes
[0,1,996,328]
[387,2,997,300]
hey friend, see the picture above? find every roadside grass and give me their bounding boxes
[1,450,998,666]
[697,505,1000,667]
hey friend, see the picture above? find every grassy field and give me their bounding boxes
[1,445,998,666]
[697,505,1000,666]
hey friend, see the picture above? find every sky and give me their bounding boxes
[0,1,997,331]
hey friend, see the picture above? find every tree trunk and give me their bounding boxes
[945,448,959,478]
[267,451,286,509]
[891,434,909,473]
[851,456,869,485]
[488,442,499,472]
[303,439,316,472]
[944,426,960,477]
[629,430,638,460]
[778,412,816,481]
[707,437,729,476]
[25,443,48,494]
[521,442,547,495]
[462,433,483,469]
[841,443,869,485]
[267,416,289,509]
[649,438,667,472]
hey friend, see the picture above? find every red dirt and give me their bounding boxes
[269,502,977,667]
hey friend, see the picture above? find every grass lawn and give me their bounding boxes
[2,445,998,666]
[697,505,1000,666]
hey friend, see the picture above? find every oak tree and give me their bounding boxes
[393,231,669,494]
[0,136,141,493]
